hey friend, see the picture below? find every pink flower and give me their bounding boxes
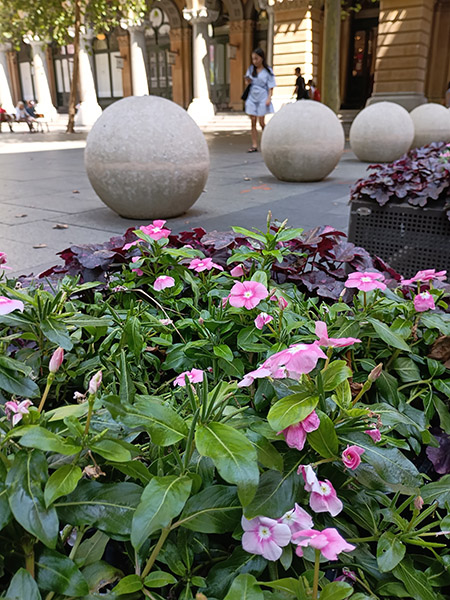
[298,465,343,516]
[228,281,269,310]
[159,318,173,325]
[4,400,33,426]
[414,291,435,312]
[123,240,140,251]
[315,321,361,348]
[188,258,223,273]
[241,515,291,561]
[345,271,386,292]
[401,269,446,286]
[230,265,245,277]
[140,220,171,241]
[278,411,320,451]
[154,275,175,291]
[49,347,64,373]
[365,428,381,442]
[88,370,102,395]
[173,368,204,387]
[0,296,24,315]
[0,252,11,270]
[292,528,355,561]
[131,257,143,276]
[254,312,274,330]
[270,293,288,309]
[265,343,327,379]
[237,366,274,388]
[335,568,357,583]
[342,445,365,470]
[278,504,314,534]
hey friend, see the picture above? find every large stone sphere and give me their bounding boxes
[349,102,414,162]
[85,96,209,219]
[410,103,450,148]
[261,101,344,181]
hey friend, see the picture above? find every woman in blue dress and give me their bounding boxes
[244,48,276,152]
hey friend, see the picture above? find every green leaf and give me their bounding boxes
[307,411,338,458]
[368,318,411,351]
[434,379,450,396]
[319,581,353,600]
[178,485,241,533]
[251,270,269,287]
[19,427,82,455]
[119,349,135,404]
[195,422,259,506]
[56,481,142,537]
[244,470,300,520]
[112,574,143,594]
[345,433,422,493]
[392,357,421,383]
[90,439,132,462]
[433,396,450,434]
[36,548,89,596]
[82,560,122,593]
[377,531,405,572]
[213,344,234,362]
[224,574,263,600]
[73,531,110,567]
[0,363,39,397]
[122,397,188,446]
[248,432,283,472]
[392,557,435,600]
[131,475,192,550]
[420,475,450,508]
[144,571,178,588]
[0,481,12,530]
[260,577,307,599]
[232,226,266,243]
[40,317,73,350]
[267,393,319,431]
[6,451,59,548]
[6,568,42,600]
[420,312,450,335]
[376,581,410,597]
[206,547,267,599]
[44,464,82,507]
[321,361,352,391]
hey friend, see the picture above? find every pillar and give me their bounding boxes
[117,32,133,97]
[28,39,58,120]
[75,29,102,126]
[272,0,321,110]
[183,5,217,124]
[129,24,149,96]
[229,20,247,111]
[170,27,192,108]
[425,0,450,104]
[367,0,435,110]
[0,43,14,113]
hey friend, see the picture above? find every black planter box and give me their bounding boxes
[348,198,450,278]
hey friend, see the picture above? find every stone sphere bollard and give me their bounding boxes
[261,100,345,182]
[349,102,414,162]
[410,103,450,148]
[85,96,209,219]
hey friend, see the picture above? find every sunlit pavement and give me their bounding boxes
[0,128,369,278]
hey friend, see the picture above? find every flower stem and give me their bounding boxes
[83,395,95,436]
[312,549,321,600]
[23,540,35,578]
[38,374,54,413]
[141,526,171,578]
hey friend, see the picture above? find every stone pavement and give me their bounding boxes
[0,129,369,278]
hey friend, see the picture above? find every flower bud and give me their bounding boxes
[49,347,64,373]
[368,363,383,382]
[414,496,424,511]
[88,370,102,395]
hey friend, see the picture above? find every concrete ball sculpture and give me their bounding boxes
[261,100,345,181]
[85,96,209,219]
[349,102,414,162]
[410,103,450,148]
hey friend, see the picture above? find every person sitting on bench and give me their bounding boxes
[0,103,14,132]
[15,101,35,132]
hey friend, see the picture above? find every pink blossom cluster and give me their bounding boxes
[225,280,269,310]
[315,321,361,348]
[298,465,343,516]
[345,271,386,292]
[242,504,355,562]
[0,252,11,270]
[188,258,223,273]
[278,410,320,451]
[0,296,24,316]
[154,275,175,291]
[173,368,204,387]
[4,399,33,426]
[413,291,435,312]
[140,220,171,241]
[401,269,446,286]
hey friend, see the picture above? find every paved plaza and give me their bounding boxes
[0,129,369,278]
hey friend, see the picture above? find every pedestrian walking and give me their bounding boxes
[244,48,276,153]
[293,67,308,101]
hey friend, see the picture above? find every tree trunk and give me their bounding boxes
[321,0,341,113]
[66,0,81,133]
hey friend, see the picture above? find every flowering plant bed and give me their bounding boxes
[0,218,450,599]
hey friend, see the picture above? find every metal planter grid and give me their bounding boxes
[348,198,450,278]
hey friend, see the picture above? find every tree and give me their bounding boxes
[0,0,150,132]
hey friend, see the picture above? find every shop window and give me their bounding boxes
[93,31,124,107]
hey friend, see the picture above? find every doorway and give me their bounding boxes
[343,16,378,108]
[145,6,173,100]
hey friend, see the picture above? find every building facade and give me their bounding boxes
[0,0,449,124]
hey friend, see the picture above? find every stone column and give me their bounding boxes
[129,24,149,96]
[183,5,217,124]
[367,0,435,110]
[28,39,58,121]
[75,29,102,127]
[0,43,14,113]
